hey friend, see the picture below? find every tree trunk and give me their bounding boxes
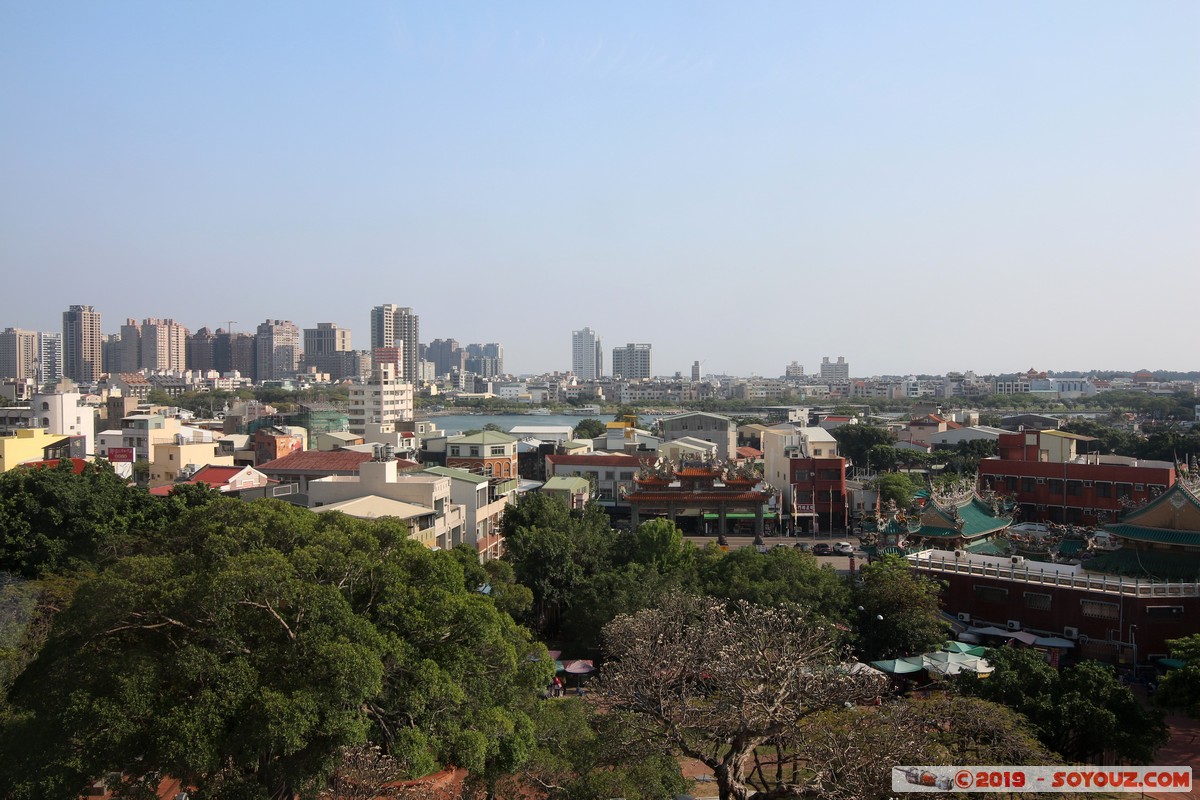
[716,752,752,800]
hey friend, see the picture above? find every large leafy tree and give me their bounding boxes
[830,425,894,468]
[956,647,1167,763]
[0,499,551,800]
[600,594,886,800]
[0,459,196,577]
[571,418,607,440]
[851,555,948,661]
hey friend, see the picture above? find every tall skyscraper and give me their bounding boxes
[38,332,63,385]
[119,318,188,373]
[691,360,703,382]
[187,328,217,373]
[572,328,603,381]
[611,343,653,380]
[62,305,102,383]
[466,342,504,378]
[0,328,39,381]
[254,319,302,382]
[820,356,850,381]
[370,304,419,384]
[303,322,354,379]
[427,338,466,377]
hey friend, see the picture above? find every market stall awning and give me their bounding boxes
[944,641,988,656]
[563,659,595,675]
[870,657,925,675]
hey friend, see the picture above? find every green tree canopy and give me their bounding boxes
[956,647,1167,763]
[1155,634,1200,719]
[572,418,607,440]
[830,425,894,467]
[0,499,551,800]
[851,555,948,661]
[0,459,197,578]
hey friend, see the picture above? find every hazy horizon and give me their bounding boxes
[3,2,1197,376]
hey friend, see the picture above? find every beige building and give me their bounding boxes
[149,440,233,488]
[0,328,39,381]
[309,457,464,550]
[63,305,102,384]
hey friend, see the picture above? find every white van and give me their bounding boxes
[833,541,855,555]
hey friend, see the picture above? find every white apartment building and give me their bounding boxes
[571,328,603,381]
[347,362,414,435]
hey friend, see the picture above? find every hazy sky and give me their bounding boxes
[2,2,1197,377]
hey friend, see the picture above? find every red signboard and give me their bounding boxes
[107,447,134,463]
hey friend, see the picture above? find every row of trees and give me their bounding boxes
[498,494,948,663]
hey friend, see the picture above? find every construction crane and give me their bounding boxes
[223,321,237,334]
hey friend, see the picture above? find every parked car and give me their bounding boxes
[812,543,833,556]
[833,541,855,555]
[794,542,811,552]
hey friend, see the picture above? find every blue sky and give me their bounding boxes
[2,2,1197,377]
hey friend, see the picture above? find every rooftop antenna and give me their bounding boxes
[224,321,237,334]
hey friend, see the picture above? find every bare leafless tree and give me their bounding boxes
[599,593,887,800]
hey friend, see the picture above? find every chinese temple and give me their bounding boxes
[863,480,1014,554]
[626,458,773,536]
[1086,476,1200,580]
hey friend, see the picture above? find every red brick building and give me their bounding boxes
[978,430,1174,526]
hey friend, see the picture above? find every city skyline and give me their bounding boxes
[2,3,1197,376]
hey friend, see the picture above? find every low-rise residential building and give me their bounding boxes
[148,438,232,488]
[308,455,463,550]
[258,449,413,495]
[0,428,72,473]
[446,430,518,479]
[542,475,591,510]
[544,452,642,507]
[423,465,515,560]
[659,411,737,462]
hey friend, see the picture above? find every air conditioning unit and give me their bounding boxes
[1083,481,1093,488]
[1064,626,1079,640]
[1078,634,1089,644]
[955,549,967,559]
[1011,556,1026,566]
[1007,620,1022,631]
[957,612,971,623]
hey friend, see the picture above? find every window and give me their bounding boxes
[1048,479,1063,494]
[470,446,481,457]
[1116,483,1132,499]
[793,469,810,482]
[1145,605,1185,620]
[620,471,633,480]
[1005,476,1018,492]
[490,446,505,456]
[1095,482,1112,498]
[1024,592,1052,610]
[450,446,460,457]
[605,471,614,480]
[1080,599,1119,620]
[1067,480,1082,496]
[1021,478,1036,493]
[973,586,1009,604]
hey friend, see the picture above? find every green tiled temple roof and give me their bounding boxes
[1105,524,1200,547]
[1085,548,1200,581]
[921,496,1012,540]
